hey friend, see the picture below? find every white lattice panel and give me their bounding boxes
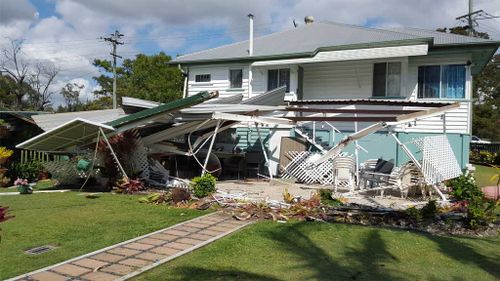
[281,151,334,185]
[413,135,461,184]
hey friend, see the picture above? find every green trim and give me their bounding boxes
[106,91,215,128]
[172,38,433,66]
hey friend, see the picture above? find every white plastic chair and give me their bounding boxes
[332,156,356,192]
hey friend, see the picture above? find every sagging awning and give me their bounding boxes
[16,118,115,152]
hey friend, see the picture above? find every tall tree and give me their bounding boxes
[0,39,59,110]
[92,52,183,105]
[60,82,84,112]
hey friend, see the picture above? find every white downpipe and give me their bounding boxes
[248,14,254,56]
[248,65,253,99]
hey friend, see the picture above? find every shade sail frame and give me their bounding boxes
[16,118,115,152]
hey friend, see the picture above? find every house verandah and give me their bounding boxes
[183,53,474,176]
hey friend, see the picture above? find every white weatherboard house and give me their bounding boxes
[171,19,499,176]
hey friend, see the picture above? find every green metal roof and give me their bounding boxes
[106,91,217,128]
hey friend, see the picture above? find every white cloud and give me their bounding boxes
[1,0,499,107]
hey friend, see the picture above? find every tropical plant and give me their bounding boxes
[190,173,216,198]
[139,192,172,204]
[115,177,144,194]
[0,147,13,160]
[489,165,500,187]
[0,206,13,242]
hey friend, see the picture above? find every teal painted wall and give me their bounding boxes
[288,129,470,169]
[240,128,470,169]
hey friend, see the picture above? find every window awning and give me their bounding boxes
[251,44,428,67]
[16,118,115,152]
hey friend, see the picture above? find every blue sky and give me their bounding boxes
[0,0,499,105]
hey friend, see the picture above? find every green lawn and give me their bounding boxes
[474,164,498,187]
[134,221,500,281]
[0,192,208,279]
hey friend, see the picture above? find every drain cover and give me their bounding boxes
[25,245,57,255]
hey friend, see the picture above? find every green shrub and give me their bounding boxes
[8,161,44,182]
[467,198,497,229]
[448,172,482,201]
[469,150,498,165]
[448,171,497,228]
[421,200,439,220]
[190,173,216,198]
[318,189,343,206]
[405,206,422,222]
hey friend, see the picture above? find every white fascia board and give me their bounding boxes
[212,112,295,125]
[252,44,429,67]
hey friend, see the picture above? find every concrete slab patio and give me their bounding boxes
[7,212,251,281]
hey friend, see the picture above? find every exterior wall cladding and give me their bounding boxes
[185,52,474,175]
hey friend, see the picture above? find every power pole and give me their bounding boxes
[456,0,479,36]
[101,30,124,109]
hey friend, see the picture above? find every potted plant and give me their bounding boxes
[0,147,13,166]
[14,178,32,194]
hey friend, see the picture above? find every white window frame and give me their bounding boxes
[417,64,467,100]
[229,69,243,89]
[267,68,291,93]
[195,74,211,83]
[372,61,402,98]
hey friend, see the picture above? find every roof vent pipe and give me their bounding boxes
[304,16,314,24]
[248,13,254,56]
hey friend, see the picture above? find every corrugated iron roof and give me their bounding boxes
[107,91,218,129]
[172,21,498,64]
[388,27,495,46]
[172,22,429,63]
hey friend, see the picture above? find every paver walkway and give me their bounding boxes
[8,212,251,281]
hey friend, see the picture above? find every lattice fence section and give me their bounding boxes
[413,135,462,184]
[281,151,334,185]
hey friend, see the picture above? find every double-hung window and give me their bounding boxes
[418,64,466,99]
[372,62,402,97]
[195,74,211,83]
[229,69,243,88]
[268,68,290,92]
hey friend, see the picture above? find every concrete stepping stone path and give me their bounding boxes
[7,212,251,281]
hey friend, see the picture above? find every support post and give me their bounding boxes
[255,122,273,179]
[99,127,128,180]
[389,132,447,201]
[442,113,446,134]
[354,114,359,184]
[202,120,221,175]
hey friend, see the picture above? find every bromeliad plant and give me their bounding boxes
[115,177,145,194]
